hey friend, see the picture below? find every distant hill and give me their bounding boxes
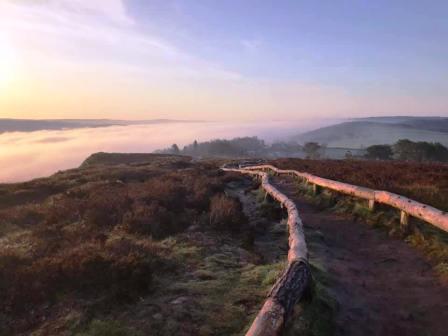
[0,118,203,133]
[293,117,448,148]
[358,116,448,133]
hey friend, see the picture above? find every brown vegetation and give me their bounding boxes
[271,158,448,211]
[209,194,247,232]
[0,155,255,335]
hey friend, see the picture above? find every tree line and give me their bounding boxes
[157,137,268,157]
[156,137,448,163]
[365,139,448,162]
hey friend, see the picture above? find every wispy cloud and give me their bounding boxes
[240,38,262,52]
[55,0,134,25]
[7,0,135,26]
[1,1,445,121]
[0,0,242,83]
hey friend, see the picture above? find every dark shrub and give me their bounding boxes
[44,195,85,225]
[139,179,186,209]
[0,239,159,314]
[209,194,246,232]
[187,178,215,210]
[365,144,393,160]
[83,185,132,227]
[123,202,182,239]
[0,207,44,228]
[46,240,155,299]
[0,253,27,296]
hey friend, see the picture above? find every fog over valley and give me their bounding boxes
[0,120,331,182]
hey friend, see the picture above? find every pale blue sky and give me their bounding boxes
[1,0,447,120]
[129,0,448,90]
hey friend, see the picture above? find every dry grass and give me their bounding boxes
[0,155,253,335]
[209,194,247,232]
[272,158,448,211]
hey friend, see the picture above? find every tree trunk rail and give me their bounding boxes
[222,167,310,336]
[222,162,448,335]
[241,164,448,233]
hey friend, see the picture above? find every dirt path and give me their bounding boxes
[272,175,448,336]
[226,179,288,264]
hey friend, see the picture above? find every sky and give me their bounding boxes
[0,0,447,121]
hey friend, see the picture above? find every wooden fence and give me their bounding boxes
[222,163,448,335]
[222,167,310,336]
[242,164,448,233]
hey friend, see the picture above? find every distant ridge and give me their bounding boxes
[0,118,205,134]
[355,116,448,133]
[293,116,448,148]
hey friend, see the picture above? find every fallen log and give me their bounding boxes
[222,167,310,336]
[245,260,310,336]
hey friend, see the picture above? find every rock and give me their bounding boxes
[170,296,188,305]
[152,313,163,320]
[187,225,200,232]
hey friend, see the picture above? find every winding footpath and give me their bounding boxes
[223,167,310,336]
[272,174,448,336]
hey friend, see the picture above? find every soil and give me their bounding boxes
[271,175,448,336]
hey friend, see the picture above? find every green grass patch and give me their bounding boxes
[285,261,338,336]
[75,319,142,336]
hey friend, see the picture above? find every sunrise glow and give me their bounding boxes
[1,3,448,334]
[0,36,16,90]
[0,1,447,121]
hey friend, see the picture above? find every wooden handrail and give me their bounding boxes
[242,164,448,233]
[222,168,310,336]
[223,163,448,335]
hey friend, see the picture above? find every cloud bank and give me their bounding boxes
[0,120,331,182]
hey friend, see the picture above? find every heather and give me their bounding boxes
[0,154,273,335]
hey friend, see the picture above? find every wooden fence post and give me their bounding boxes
[400,210,409,227]
[222,165,448,234]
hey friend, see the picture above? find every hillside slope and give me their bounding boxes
[358,116,448,133]
[0,154,294,335]
[293,120,448,147]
